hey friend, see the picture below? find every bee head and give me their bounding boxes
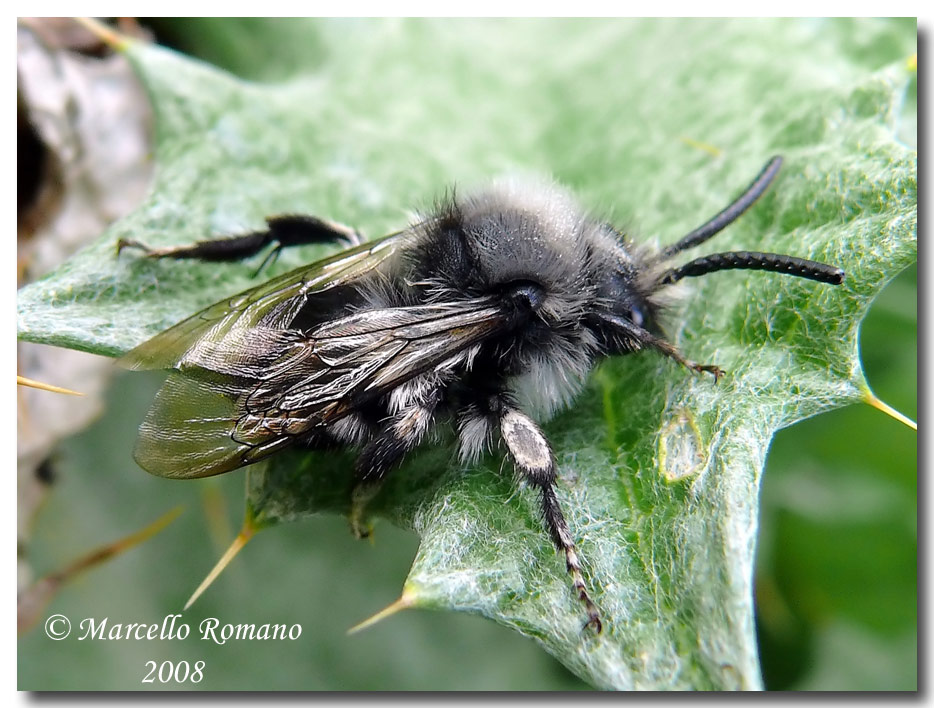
[584,156,845,356]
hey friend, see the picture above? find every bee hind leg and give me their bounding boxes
[116,231,273,261]
[115,214,365,271]
[265,215,365,249]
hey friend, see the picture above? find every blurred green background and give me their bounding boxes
[18,18,916,690]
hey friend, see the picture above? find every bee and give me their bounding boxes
[118,156,844,632]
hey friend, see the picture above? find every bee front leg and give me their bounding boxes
[601,313,724,382]
[495,402,602,633]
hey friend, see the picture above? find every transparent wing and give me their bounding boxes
[124,231,511,479]
[133,299,509,479]
[120,229,409,371]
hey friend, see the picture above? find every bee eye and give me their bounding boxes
[507,280,546,312]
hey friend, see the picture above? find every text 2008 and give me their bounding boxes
[142,660,205,684]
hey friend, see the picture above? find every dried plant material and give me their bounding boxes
[17,18,153,597]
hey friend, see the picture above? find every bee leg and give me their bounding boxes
[116,231,273,261]
[642,334,724,381]
[265,215,365,249]
[496,403,603,633]
[351,397,438,538]
[116,214,365,266]
[605,314,724,382]
[349,485,380,540]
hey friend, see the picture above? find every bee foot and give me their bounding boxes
[116,238,152,256]
[692,363,725,382]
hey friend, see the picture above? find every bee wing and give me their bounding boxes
[120,230,408,371]
[132,297,511,479]
[124,228,515,479]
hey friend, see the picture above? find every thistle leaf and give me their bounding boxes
[17,19,916,690]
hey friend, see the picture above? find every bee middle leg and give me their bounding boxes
[491,399,602,633]
[351,396,439,538]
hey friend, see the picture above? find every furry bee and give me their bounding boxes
[118,156,844,632]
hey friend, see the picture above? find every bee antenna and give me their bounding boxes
[660,156,784,259]
[658,251,845,286]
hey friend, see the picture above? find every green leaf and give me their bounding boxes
[17,20,916,690]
